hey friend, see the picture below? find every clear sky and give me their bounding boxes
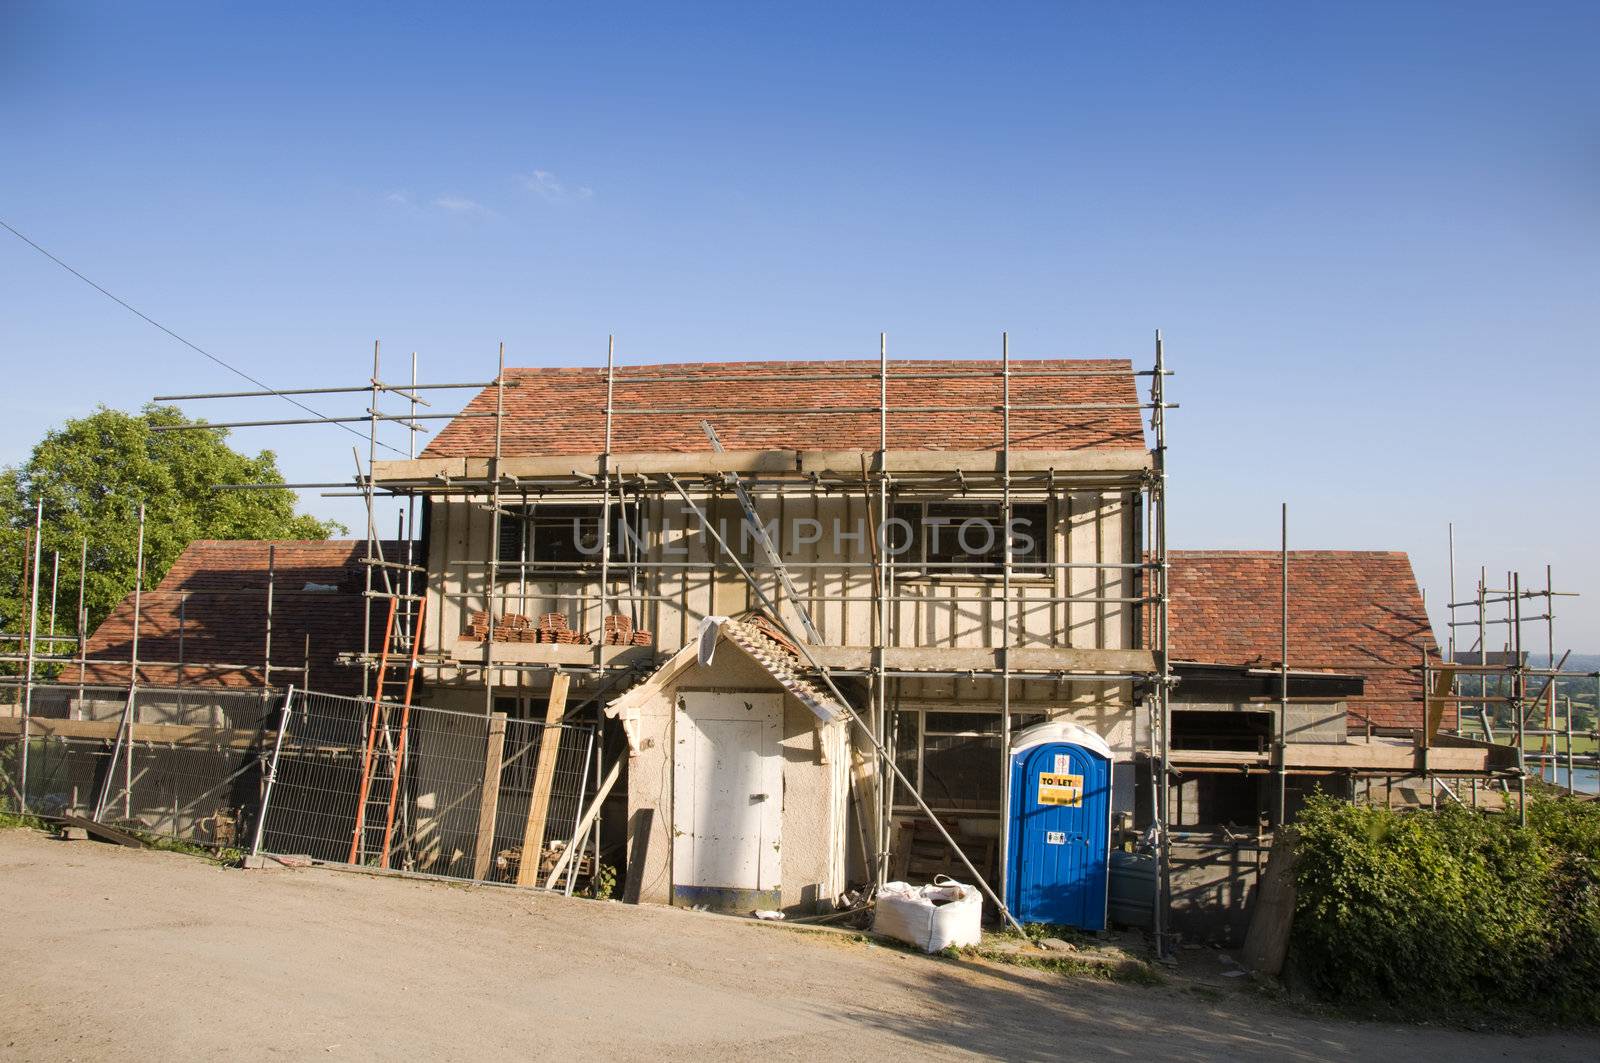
[2,2,1596,648]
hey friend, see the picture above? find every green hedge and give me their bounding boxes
[1290,793,1600,1024]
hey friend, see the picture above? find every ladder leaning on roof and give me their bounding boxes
[347,586,426,868]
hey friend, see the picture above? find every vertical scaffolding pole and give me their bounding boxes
[1446,523,1457,664]
[1278,502,1289,827]
[123,503,146,820]
[875,332,889,888]
[95,503,144,822]
[363,341,380,700]
[1152,329,1173,958]
[1513,572,1526,826]
[74,536,87,707]
[264,544,276,689]
[593,335,616,880]
[18,501,43,811]
[1447,523,1459,745]
[1545,565,1556,765]
[482,343,506,717]
[1478,568,1492,743]
[597,335,615,673]
[998,331,1013,909]
[406,352,419,637]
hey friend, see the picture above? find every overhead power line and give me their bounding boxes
[0,216,406,456]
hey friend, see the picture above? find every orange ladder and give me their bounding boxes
[348,593,426,867]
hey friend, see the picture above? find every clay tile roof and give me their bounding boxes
[67,539,403,696]
[421,358,1146,457]
[1166,551,1442,731]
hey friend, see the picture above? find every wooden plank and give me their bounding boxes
[514,672,570,886]
[622,808,654,904]
[1242,828,1298,976]
[447,640,654,668]
[56,813,148,849]
[1166,739,1497,774]
[1425,666,1456,742]
[799,449,1153,475]
[374,448,1152,482]
[543,757,622,890]
[806,645,1155,674]
[471,711,508,881]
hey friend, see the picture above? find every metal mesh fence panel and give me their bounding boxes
[1,684,279,849]
[257,690,596,887]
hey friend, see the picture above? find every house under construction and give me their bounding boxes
[5,334,1572,948]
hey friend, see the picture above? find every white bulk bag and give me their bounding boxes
[871,876,984,953]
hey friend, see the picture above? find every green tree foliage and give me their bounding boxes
[1291,793,1600,1024]
[1,405,343,640]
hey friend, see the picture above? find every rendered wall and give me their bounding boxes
[620,651,845,913]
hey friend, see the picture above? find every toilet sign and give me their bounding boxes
[1037,772,1084,807]
[1046,831,1066,845]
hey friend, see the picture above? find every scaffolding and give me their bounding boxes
[2,509,320,806]
[8,332,1178,943]
[1438,527,1600,819]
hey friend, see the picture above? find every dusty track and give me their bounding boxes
[1,828,1593,1061]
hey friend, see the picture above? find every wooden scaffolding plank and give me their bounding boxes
[472,711,508,880]
[514,671,570,886]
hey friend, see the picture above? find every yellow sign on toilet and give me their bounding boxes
[1038,772,1083,807]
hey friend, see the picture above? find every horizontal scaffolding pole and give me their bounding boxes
[455,558,1158,571]
[0,657,306,673]
[609,402,1166,415]
[441,588,1154,607]
[576,368,1175,383]
[153,381,504,401]
[151,411,495,432]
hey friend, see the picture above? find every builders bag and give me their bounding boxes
[871,876,983,953]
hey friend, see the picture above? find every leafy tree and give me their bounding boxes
[2,405,343,643]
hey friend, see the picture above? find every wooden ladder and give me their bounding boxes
[349,592,426,867]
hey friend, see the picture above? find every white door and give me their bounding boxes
[673,691,782,894]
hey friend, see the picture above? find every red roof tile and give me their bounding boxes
[67,539,404,696]
[422,358,1146,457]
[1166,551,1443,731]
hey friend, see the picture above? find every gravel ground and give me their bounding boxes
[2,827,1595,1062]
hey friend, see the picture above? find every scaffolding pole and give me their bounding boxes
[482,343,506,718]
[93,502,145,822]
[1152,329,1173,959]
[998,332,1014,911]
[1278,502,1289,827]
[875,332,890,888]
[18,501,43,810]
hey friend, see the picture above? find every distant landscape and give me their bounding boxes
[1454,653,1599,738]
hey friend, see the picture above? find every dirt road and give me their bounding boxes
[1,828,1592,1061]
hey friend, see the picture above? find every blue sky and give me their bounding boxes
[2,2,1596,646]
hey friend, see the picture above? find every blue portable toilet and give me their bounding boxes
[1006,721,1114,930]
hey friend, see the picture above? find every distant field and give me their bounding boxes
[1456,724,1597,755]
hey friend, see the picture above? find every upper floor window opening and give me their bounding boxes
[496,502,642,581]
[887,500,1050,578]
